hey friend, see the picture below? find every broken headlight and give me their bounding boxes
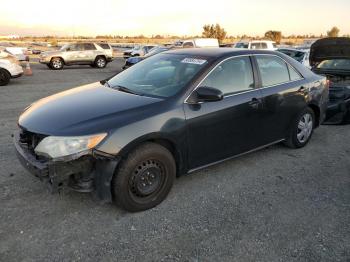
[34,133,107,159]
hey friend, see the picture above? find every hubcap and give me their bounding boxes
[129,160,165,198]
[52,60,62,68]
[297,113,313,143]
[97,58,105,67]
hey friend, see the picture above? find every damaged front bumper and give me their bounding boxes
[13,131,119,202]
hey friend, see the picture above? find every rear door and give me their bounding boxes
[184,56,265,169]
[253,54,306,143]
[81,43,97,62]
[64,44,80,63]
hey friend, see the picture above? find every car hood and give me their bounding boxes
[309,37,350,67]
[19,82,162,136]
[127,56,143,64]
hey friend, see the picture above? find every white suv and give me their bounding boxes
[234,40,277,50]
[0,48,23,86]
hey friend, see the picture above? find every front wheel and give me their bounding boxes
[284,107,315,148]
[50,57,64,70]
[0,68,10,86]
[112,142,176,212]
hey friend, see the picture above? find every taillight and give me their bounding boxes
[326,79,330,89]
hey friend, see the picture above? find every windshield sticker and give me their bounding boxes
[181,58,207,65]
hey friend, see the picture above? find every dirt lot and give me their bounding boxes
[0,60,349,262]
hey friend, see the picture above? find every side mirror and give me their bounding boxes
[189,86,223,103]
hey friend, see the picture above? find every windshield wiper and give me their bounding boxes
[114,85,143,96]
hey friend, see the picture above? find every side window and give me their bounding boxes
[71,44,84,51]
[251,43,260,49]
[83,43,96,50]
[183,42,194,48]
[288,64,303,81]
[256,56,290,87]
[260,43,268,49]
[66,44,76,51]
[200,56,254,95]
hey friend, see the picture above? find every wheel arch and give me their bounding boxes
[116,133,185,177]
[95,54,107,61]
[0,67,11,78]
[307,103,320,127]
[50,56,65,64]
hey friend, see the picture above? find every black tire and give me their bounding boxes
[89,64,96,68]
[112,142,176,212]
[284,107,315,148]
[94,56,107,68]
[0,68,11,86]
[49,57,64,70]
[46,64,52,69]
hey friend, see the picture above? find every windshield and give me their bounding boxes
[279,49,306,62]
[317,59,350,71]
[60,44,70,51]
[107,54,208,98]
[133,45,141,51]
[235,43,248,48]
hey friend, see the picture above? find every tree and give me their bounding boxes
[264,30,282,44]
[202,24,227,43]
[327,26,340,37]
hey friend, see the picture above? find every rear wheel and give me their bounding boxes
[0,68,10,86]
[50,57,64,70]
[284,107,315,148]
[94,56,107,68]
[112,142,176,212]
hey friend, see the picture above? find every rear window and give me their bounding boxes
[235,43,248,48]
[97,43,111,49]
[317,59,350,71]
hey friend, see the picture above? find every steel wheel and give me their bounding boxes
[129,159,166,201]
[112,142,176,212]
[297,113,313,143]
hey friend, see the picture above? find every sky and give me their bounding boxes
[0,0,350,37]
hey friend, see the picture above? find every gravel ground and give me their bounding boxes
[0,60,349,262]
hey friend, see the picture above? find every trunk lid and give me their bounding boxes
[309,37,350,67]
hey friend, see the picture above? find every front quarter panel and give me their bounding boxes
[96,103,187,160]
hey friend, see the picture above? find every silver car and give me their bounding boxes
[39,42,113,70]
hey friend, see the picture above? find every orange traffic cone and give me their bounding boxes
[24,61,33,76]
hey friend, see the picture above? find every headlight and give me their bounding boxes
[34,133,107,159]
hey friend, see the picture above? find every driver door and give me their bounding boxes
[184,56,264,169]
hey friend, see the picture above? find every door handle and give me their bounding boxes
[248,98,261,109]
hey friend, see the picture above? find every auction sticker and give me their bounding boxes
[181,58,207,65]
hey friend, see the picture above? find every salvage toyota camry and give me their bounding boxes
[14,49,329,212]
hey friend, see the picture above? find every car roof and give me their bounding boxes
[278,47,307,53]
[163,48,280,58]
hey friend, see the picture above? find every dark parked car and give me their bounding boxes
[123,45,156,59]
[122,46,172,70]
[310,37,350,124]
[14,49,328,212]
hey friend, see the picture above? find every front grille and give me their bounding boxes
[19,129,47,161]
